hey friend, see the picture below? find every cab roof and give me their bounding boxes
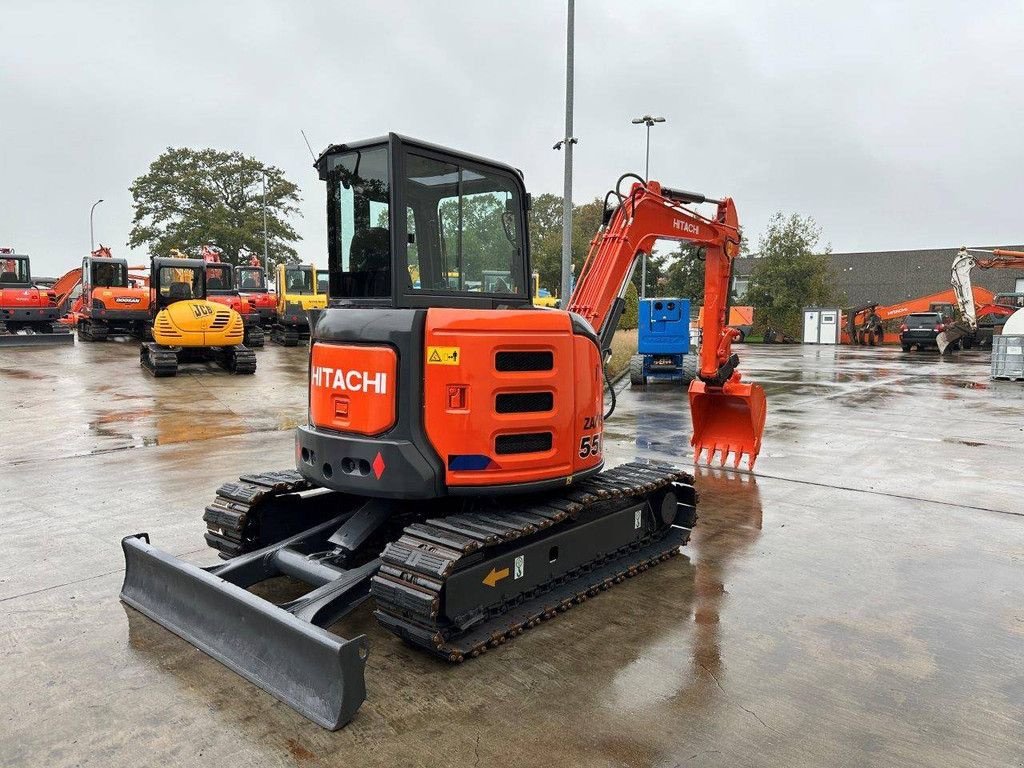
[315,133,524,182]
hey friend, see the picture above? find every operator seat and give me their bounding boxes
[208,277,222,290]
[168,282,193,301]
[347,227,390,296]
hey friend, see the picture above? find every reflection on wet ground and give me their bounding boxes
[0,341,309,464]
[1,341,1022,767]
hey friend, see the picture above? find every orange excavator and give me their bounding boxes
[937,247,1024,354]
[120,134,766,729]
[0,248,72,346]
[58,246,153,341]
[842,287,992,346]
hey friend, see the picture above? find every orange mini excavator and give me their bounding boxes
[120,134,767,729]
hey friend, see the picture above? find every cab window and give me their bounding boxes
[159,267,202,300]
[285,269,314,295]
[91,261,127,288]
[206,265,233,291]
[237,267,266,290]
[325,147,391,298]
[0,258,29,284]
[404,153,525,296]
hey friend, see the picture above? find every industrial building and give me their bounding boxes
[734,245,1024,305]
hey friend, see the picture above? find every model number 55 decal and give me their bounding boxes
[578,434,602,458]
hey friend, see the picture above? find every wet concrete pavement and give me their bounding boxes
[1,340,1022,767]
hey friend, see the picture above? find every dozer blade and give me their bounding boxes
[120,534,369,730]
[936,323,969,355]
[688,379,767,469]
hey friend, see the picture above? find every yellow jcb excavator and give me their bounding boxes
[141,255,257,376]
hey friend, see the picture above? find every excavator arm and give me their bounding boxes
[568,178,766,468]
[938,247,1024,354]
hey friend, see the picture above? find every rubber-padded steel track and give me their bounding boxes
[244,324,265,348]
[140,342,179,377]
[371,461,696,661]
[77,321,109,342]
[223,344,257,374]
[203,470,313,557]
[271,324,303,347]
[200,462,696,663]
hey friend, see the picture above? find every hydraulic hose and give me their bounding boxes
[603,358,617,420]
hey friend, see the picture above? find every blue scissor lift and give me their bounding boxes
[629,297,698,386]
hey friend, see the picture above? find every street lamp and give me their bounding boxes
[631,115,665,182]
[89,198,104,252]
[261,171,269,273]
[631,115,665,297]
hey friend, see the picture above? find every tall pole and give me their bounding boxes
[89,198,104,252]
[631,115,665,298]
[645,122,652,181]
[261,172,269,273]
[641,122,649,296]
[560,0,575,305]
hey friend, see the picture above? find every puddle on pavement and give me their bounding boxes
[604,471,764,713]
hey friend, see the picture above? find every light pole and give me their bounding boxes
[89,198,104,252]
[553,0,577,306]
[631,114,665,182]
[631,115,665,297]
[261,171,269,273]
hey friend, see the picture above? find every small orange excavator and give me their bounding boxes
[120,134,766,729]
[0,248,70,346]
[64,246,153,341]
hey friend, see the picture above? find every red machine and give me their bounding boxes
[841,287,997,346]
[121,135,767,729]
[0,248,70,345]
[236,254,277,328]
[61,246,153,341]
[199,246,265,348]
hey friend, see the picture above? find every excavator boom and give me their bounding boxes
[569,179,766,468]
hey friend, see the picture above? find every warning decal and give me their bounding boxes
[427,346,461,365]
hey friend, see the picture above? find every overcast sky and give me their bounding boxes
[2,0,1022,276]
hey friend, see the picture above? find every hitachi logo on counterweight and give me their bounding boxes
[311,366,388,394]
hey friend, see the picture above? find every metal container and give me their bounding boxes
[991,335,1024,381]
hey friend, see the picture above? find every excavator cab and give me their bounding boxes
[320,134,531,309]
[152,257,205,308]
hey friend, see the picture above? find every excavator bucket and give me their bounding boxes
[936,323,969,355]
[688,379,767,469]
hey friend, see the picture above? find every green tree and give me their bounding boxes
[128,147,302,266]
[527,196,607,299]
[660,244,707,302]
[747,212,842,337]
[620,281,640,330]
[528,193,564,293]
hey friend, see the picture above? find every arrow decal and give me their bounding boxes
[482,566,510,587]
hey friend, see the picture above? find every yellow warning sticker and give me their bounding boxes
[427,346,461,365]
